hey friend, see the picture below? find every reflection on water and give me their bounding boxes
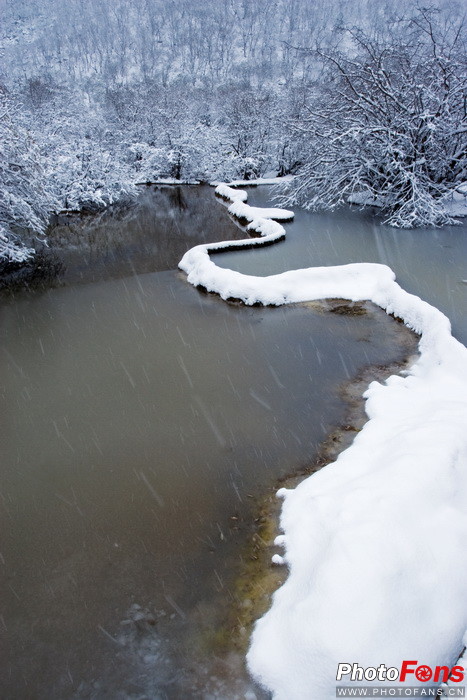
[46,185,246,285]
[1,187,417,698]
[214,187,467,344]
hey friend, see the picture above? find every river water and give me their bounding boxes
[0,185,447,699]
[215,187,467,344]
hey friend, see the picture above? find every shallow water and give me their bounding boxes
[1,187,417,698]
[215,187,467,344]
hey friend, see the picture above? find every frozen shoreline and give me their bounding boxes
[179,184,467,698]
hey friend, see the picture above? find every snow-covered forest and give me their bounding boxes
[1,0,466,262]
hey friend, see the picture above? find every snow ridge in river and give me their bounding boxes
[179,184,467,699]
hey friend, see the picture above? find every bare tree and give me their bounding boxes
[0,92,56,262]
[282,8,467,227]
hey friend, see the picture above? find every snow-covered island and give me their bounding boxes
[180,184,467,699]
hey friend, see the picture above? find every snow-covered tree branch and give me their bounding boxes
[0,92,56,262]
[1,0,466,263]
[280,8,467,227]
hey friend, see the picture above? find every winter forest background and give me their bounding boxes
[1,0,466,263]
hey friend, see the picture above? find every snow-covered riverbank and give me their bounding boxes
[179,184,467,699]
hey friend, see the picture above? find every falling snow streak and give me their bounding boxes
[179,183,467,700]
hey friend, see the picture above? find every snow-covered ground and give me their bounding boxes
[348,183,467,219]
[211,175,295,187]
[444,184,467,218]
[179,184,467,699]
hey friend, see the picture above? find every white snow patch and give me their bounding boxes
[210,175,295,187]
[179,185,467,699]
[147,178,202,185]
[271,554,285,566]
[444,184,467,218]
[349,183,467,219]
[347,191,386,208]
[214,183,248,202]
[214,184,294,223]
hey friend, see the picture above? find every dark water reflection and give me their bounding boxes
[1,187,416,698]
[46,185,246,285]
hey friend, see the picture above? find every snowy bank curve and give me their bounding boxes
[179,184,467,699]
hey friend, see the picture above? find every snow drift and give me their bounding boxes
[179,184,467,699]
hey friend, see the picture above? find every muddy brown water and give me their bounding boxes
[1,186,419,698]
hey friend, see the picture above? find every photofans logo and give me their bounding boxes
[335,661,465,697]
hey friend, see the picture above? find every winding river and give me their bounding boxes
[1,185,463,698]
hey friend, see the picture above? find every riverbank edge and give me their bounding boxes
[227,308,420,655]
[177,188,419,658]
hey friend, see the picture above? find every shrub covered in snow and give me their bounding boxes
[1,0,465,265]
[281,8,467,228]
[0,93,56,261]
